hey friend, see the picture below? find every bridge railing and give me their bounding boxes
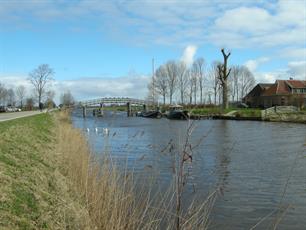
[77,97,153,107]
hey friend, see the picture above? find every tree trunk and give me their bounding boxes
[222,82,228,110]
[181,91,184,104]
[220,49,231,110]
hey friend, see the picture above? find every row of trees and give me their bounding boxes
[0,84,27,108]
[0,64,75,110]
[148,49,256,109]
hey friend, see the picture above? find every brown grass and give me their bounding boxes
[55,110,216,229]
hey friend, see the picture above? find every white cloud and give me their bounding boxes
[0,1,305,59]
[0,0,305,88]
[253,60,306,84]
[244,57,270,72]
[181,45,197,66]
[254,72,280,83]
[0,75,33,95]
[287,61,306,78]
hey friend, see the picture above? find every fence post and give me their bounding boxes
[127,102,131,117]
[82,106,87,118]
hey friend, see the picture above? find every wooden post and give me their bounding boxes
[100,103,104,116]
[82,106,87,118]
[127,102,131,117]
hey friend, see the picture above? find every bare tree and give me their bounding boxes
[15,85,26,108]
[239,66,256,100]
[155,65,168,105]
[147,78,155,102]
[45,90,56,109]
[186,69,193,105]
[228,65,240,102]
[60,90,74,107]
[165,61,178,105]
[217,49,231,110]
[176,61,188,104]
[190,67,198,105]
[0,83,8,106]
[208,62,221,105]
[193,58,206,104]
[28,64,54,106]
[7,88,15,106]
[26,97,34,111]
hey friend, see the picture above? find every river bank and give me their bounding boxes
[0,113,91,229]
[0,111,216,229]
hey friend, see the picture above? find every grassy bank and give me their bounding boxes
[0,113,90,229]
[0,112,215,229]
[190,107,262,117]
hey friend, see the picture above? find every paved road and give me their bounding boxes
[0,111,44,122]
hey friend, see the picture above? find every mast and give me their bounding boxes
[152,58,155,105]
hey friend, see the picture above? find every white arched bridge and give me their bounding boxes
[76,97,154,117]
[78,97,152,107]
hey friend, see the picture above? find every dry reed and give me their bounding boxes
[55,111,215,229]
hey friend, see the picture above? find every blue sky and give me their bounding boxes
[0,0,305,102]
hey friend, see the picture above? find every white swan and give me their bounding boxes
[95,127,98,133]
[86,128,90,132]
[103,128,109,136]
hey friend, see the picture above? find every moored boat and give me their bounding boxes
[141,110,162,118]
[166,105,189,120]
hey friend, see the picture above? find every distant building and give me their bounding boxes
[244,79,306,108]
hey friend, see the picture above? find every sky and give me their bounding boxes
[0,0,305,103]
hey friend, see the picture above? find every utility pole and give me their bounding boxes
[152,58,155,105]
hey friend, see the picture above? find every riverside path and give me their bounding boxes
[0,110,45,122]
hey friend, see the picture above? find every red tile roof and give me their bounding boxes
[261,80,306,96]
[286,80,306,88]
[276,80,290,94]
[262,84,277,96]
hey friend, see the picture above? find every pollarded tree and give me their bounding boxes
[28,64,54,106]
[217,49,231,110]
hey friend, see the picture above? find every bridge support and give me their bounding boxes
[82,106,87,118]
[127,102,131,117]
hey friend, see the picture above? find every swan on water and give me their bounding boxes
[103,128,109,135]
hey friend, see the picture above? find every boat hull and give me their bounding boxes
[167,110,189,120]
[141,110,162,119]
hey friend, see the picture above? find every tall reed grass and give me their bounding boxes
[55,111,216,229]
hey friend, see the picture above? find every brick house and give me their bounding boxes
[244,79,306,108]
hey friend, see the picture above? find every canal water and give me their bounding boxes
[71,109,306,230]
